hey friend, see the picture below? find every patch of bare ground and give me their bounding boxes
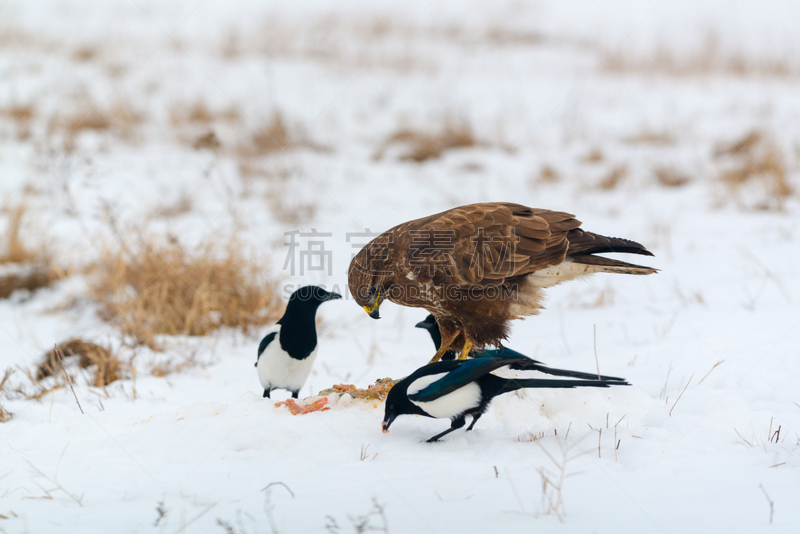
[374,119,478,162]
[714,131,793,210]
[88,234,284,349]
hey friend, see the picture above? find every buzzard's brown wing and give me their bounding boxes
[397,202,581,286]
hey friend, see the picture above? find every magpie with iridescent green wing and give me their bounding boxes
[382,357,629,442]
[415,314,626,382]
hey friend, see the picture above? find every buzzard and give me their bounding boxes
[348,202,656,362]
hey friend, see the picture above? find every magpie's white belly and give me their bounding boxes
[257,331,317,393]
[410,381,482,419]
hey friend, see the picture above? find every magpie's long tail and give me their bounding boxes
[498,378,629,395]
[517,361,627,382]
[485,347,627,382]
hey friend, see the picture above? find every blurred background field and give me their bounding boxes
[0,1,799,533]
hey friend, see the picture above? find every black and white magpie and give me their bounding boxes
[256,285,341,399]
[382,357,629,442]
[415,313,626,381]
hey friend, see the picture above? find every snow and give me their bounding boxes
[1,0,799,532]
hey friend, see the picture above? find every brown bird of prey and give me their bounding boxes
[348,202,656,363]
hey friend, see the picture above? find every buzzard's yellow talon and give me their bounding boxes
[458,341,473,360]
[428,343,451,364]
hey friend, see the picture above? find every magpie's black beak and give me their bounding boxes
[381,415,395,433]
[415,320,430,329]
[327,292,342,301]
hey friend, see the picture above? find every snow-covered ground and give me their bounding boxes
[1,1,799,532]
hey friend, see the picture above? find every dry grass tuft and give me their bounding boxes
[1,204,37,264]
[715,131,763,158]
[193,131,222,150]
[151,192,193,219]
[38,339,123,387]
[151,356,197,377]
[0,368,11,423]
[375,120,477,162]
[597,165,628,190]
[538,165,560,184]
[602,36,797,78]
[654,166,691,188]
[1,104,35,124]
[170,100,240,126]
[49,99,144,150]
[516,430,550,442]
[715,131,793,209]
[72,46,97,62]
[0,368,12,391]
[0,203,61,298]
[0,269,56,299]
[50,101,142,133]
[265,188,318,226]
[267,198,318,226]
[239,113,319,156]
[583,148,604,164]
[89,235,284,349]
[623,130,674,145]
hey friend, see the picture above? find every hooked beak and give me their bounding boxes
[363,292,381,319]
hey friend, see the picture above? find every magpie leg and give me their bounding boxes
[427,417,466,443]
[465,413,482,431]
[263,389,270,398]
[291,391,299,399]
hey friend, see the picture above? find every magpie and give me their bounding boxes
[256,285,341,399]
[415,313,626,382]
[382,357,629,442]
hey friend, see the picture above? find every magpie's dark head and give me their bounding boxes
[381,378,416,433]
[289,285,342,308]
[415,314,442,350]
[414,314,437,331]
